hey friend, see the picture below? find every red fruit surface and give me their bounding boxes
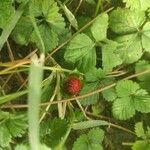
[65,76,82,95]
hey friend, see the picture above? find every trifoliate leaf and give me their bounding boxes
[132,140,150,150]
[64,33,95,63]
[102,40,122,72]
[109,8,145,34]
[80,82,99,106]
[135,122,145,138]
[142,22,150,52]
[135,60,150,81]
[115,33,143,64]
[140,82,150,94]
[29,0,65,52]
[72,128,104,150]
[123,0,150,11]
[11,17,33,45]
[31,24,58,52]
[91,13,108,41]
[0,0,14,29]
[116,80,140,97]
[85,68,105,82]
[77,48,96,73]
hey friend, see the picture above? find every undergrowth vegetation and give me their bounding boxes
[0,0,150,149]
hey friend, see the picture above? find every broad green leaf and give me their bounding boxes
[40,119,68,148]
[102,40,122,72]
[63,5,78,30]
[85,68,105,82]
[123,0,150,11]
[77,48,96,73]
[116,80,140,97]
[112,97,135,120]
[134,95,150,113]
[6,114,27,137]
[132,140,150,150]
[0,112,27,147]
[0,0,14,29]
[31,24,58,52]
[0,1,29,51]
[11,17,33,45]
[142,22,150,52]
[73,128,104,150]
[115,33,143,64]
[91,13,108,41]
[135,60,150,81]
[80,82,99,106]
[109,8,145,34]
[72,120,109,130]
[64,33,95,63]
[0,126,11,147]
[135,122,145,138]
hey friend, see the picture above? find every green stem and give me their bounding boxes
[94,0,102,16]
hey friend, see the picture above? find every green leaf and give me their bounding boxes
[80,82,99,106]
[6,114,27,137]
[0,112,27,147]
[64,33,95,63]
[135,60,150,81]
[11,17,33,45]
[109,8,145,34]
[0,1,29,51]
[91,13,108,41]
[142,22,150,52]
[134,95,150,113]
[0,125,11,147]
[123,0,150,11]
[63,5,78,30]
[115,33,143,64]
[0,0,14,29]
[77,48,96,73]
[31,24,58,52]
[102,79,117,102]
[85,68,105,82]
[116,80,140,97]
[72,128,104,150]
[72,120,109,130]
[135,122,145,138]
[102,40,122,72]
[40,119,68,148]
[113,97,135,120]
[132,140,150,150]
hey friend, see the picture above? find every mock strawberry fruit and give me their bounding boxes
[65,76,82,95]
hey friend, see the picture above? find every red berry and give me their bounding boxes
[65,76,82,95]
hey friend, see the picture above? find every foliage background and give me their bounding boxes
[0,0,150,149]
